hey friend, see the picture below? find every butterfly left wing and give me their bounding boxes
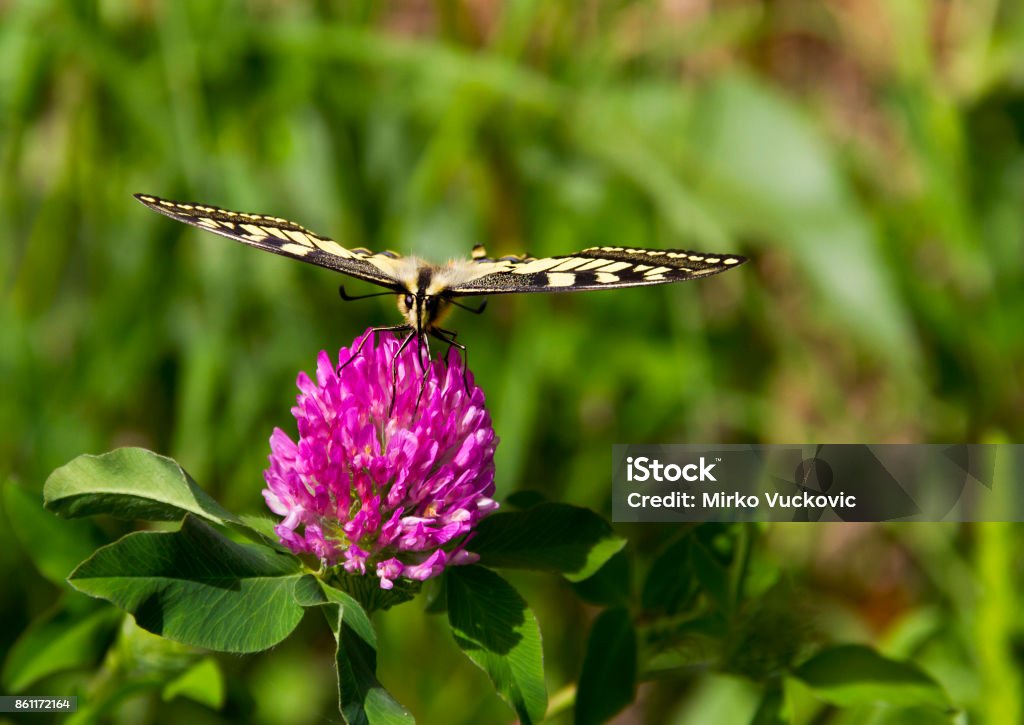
[445,245,747,295]
[134,194,408,290]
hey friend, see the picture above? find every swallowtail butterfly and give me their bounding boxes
[135,194,747,361]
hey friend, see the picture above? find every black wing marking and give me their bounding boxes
[447,245,747,295]
[134,194,405,290]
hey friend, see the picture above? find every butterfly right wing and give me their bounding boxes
[134,194,406,290]
[445,245,747,295]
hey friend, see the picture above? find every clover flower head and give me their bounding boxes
[262,330,498,589]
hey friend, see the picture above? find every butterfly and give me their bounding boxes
[135,193,747,367]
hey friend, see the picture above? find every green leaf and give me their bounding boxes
[44,448,238,525]
[292,573,328,608]
[68,516,305,653]
[61,619,200,724]
[1,600,120,692]
[749,684,785,725]
[691,537,733,614]
[871,705,959,725]
[503,490,548,510]
[3,479,106,585]
[782,675,824,724]
[446,566,546,725]
[317,582,413,725]
[641,532,697,614]
[793,645,951,709]
[570,548,631,608]
[575,608,637,725]
[637,613,726,676]
[473,502,625,582]
[314,582,377,652]
[162,657,225,708]
[238,513,292,550]
[65,680,162,725]
[325,572,421,614]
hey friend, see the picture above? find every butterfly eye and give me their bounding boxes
[404,294,414,309]
[425,296,438,312]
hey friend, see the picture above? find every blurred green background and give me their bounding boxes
[2,1,1023,723]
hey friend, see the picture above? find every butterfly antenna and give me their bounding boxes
[338,285,395,302]
[450,298,488,315]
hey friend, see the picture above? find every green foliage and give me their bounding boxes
[317,583,414,725]
[569,548,631,608]
[44,448,238,525]
[1,601,119,693]
[791,645,950,710]
[69,516,307,654]
[446,566,547,725]
[4,480,106,584]
[472,501,626,581]
[162,658,226,709]
[575,608,637,725]
[28,447,618,723]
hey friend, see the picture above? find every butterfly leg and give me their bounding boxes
[338,324,412,376]
[388,329,421,417]
[432,327,470,393]
[413,332,434,413]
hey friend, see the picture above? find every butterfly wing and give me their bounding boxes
[446,246,747,295]
[136,195,747,298]
[134,194,407,290]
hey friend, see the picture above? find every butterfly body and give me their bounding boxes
[134,193,747,345]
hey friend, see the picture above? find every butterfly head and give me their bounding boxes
[398,291,452,334]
